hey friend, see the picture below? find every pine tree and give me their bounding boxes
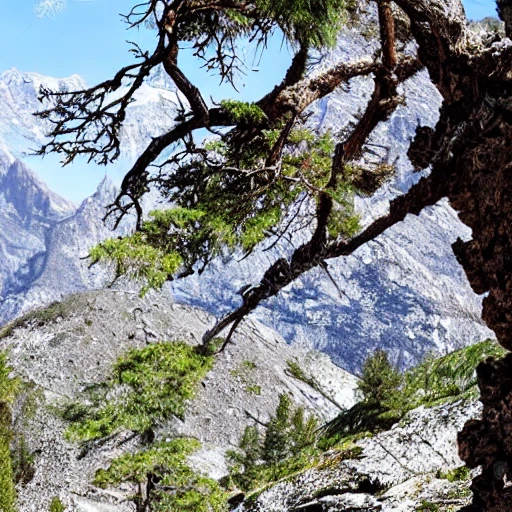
[37,1,512,507]
[358,349,402,409]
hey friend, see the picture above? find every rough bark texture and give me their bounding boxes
[453,104,512,511]
[391,2,512,509]
[497,0,512,37]
[459,356,512,510]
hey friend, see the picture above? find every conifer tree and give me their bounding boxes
[358,349,402,409]
[37,1,512,509]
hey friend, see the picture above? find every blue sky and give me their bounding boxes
[0,0,499,203]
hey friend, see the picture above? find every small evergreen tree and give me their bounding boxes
[290,407,318,455]
[227,394,318,491]
[358,349,402,409]
[226,426,261,491]
[262,394,293,463]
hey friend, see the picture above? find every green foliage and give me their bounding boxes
[357,349,403,409]
[48,497,66,512]
[220,100,266,124]
[179,0,349,50]
[225,426,262,491]
[230,361,262,395]
[0,353,18,512]
[415,501,441,511]
[323,340,505,440]
[90,128,359,294]
[11,437,35,485]
[64,342,214,441]
[402,340,506,408]
[246,385,261,395]
[286,359,342,411]
[286,360,315,387]
[61,341,224,510]
[437,466,471,483]
[255,0,349,47]
[227,393,318,491]
[89,228,183,296]
[95,439,227,511]
[263,394,295,463]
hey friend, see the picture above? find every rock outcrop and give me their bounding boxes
[237,400,479,512]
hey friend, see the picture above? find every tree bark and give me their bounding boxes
[390,1,512,509]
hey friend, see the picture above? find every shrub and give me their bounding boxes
[323,340,505,440]
[62,342,225,510]
[263,394,294,463]
[49,497,66,512]
[64,341,214,441]
[225,426,261,491]
[12,436,35,484]
[94,439,228,511]
[437,465,471,482]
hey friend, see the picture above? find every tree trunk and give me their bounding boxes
[452,109,512,511]
[391,1,512,509]
[497,0,512,37]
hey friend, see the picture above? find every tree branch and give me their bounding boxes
[202,0,421,347]
[202,168,450,345]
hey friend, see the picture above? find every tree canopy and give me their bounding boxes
[37,0,421,346]
[36,1,512,509]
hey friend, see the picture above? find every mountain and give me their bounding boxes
[0,66,180,325]
[0,67,180,161]
[0,289,358,511]
[0,290,488,511]
[0,38,493,372]
[0,147,76,319]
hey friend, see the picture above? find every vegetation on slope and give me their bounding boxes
[0,352,19,512]
[63,341,214,441]
[61,340,224,510]
[0,297,85,340]
[323,339,505,439]
[94,439,228,512]
[225,393,320,492]
[222,340,503,504]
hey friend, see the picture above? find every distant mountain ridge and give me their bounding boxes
[0,52,492,371]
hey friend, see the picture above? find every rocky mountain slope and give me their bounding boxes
[0,67,177,326]
[0,149,75,311]
[0,289,492,511]
[236,400,479,512]
[0,22,493,372]
[0,289,357,511]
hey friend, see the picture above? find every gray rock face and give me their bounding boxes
[0,150,75,314]
[1,289,356,511]
[238,400,480,511]
[0,66,180,326]
[0,177,119,323]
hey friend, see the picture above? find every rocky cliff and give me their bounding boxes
[237,401,479,512]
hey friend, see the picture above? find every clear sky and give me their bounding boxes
[0,0,499,204]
